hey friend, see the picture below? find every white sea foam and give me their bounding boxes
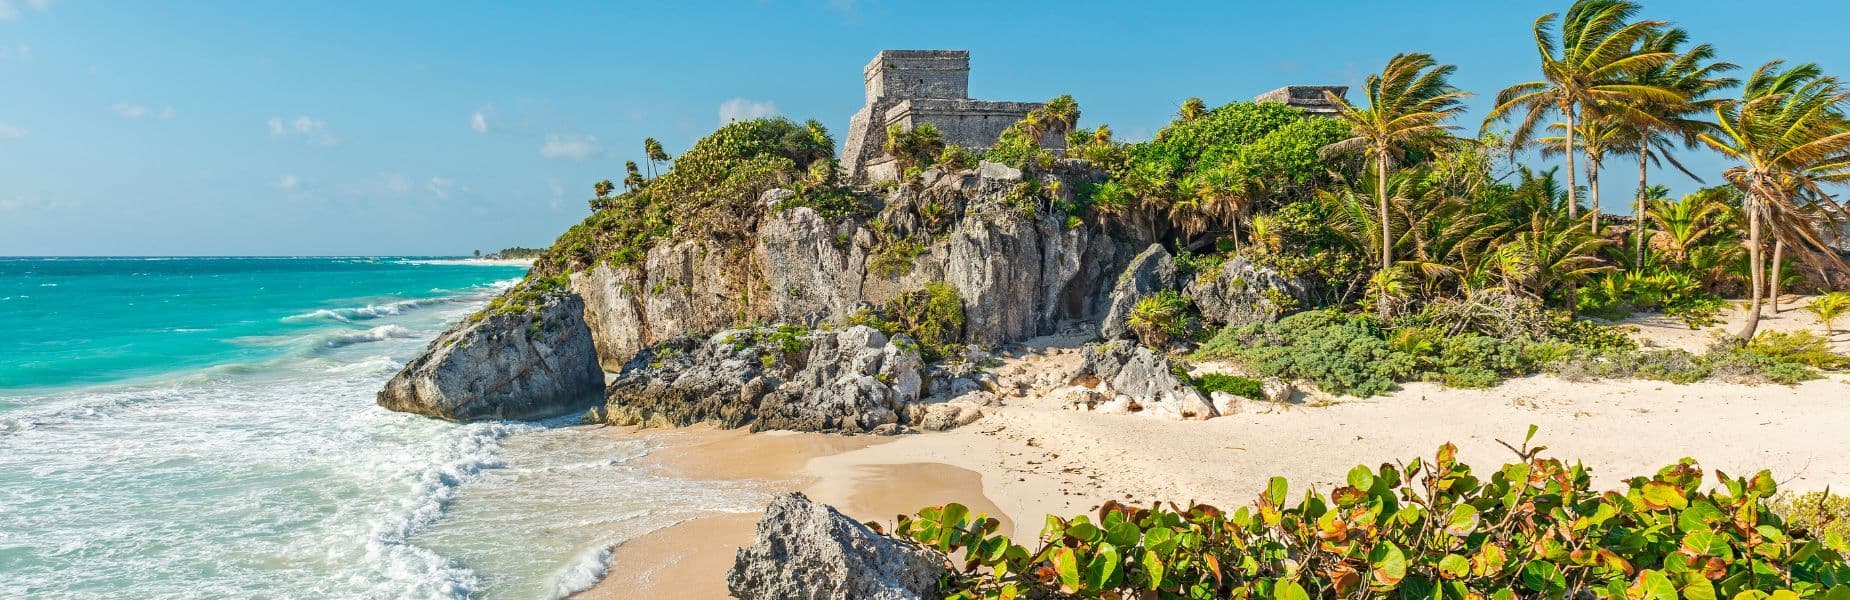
[286,298,449,323]
[318,325,416,349]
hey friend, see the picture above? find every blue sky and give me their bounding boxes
[1,1,1845,256]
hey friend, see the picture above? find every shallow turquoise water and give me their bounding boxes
[0,258,776,599]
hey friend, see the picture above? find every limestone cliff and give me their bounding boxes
[558,160,1132,371]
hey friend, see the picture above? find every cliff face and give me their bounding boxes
[567,161,1132,370]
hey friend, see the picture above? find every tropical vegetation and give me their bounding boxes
[882,432,1850,599]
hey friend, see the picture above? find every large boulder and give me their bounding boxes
[727,492,946,599]
[1099,244,1178,340]
[1183,256,1307,327]
[1065,341,1216,420]
[600,325,948,433]
[376,291,603,421]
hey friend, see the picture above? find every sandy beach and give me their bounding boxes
[580,298,1850,597]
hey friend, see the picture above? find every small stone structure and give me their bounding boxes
[1254,85,1349,115]
[843,50,1063,183]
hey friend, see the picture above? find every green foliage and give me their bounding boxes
[1197,309,1414,397]
[1772,491,1850,543]
[893,436,1850,599]
[481,246,545,260]
[850,282,967,362]
[886,123,946,175]
[725,324,811,355]
[1746,331,1848,370]
[1803,292,1850,335]
[1126,290,1194,348]
[472,273,570,325]
[534,118,835,274]
[1580,271,1729,328]
[870,236,928,278]
[1190,373,1264,400]
[937,144,978,172]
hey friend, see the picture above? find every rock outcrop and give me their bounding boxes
[376,291,603,421]
[599,325,952,433]
[1099,244,1178,340]
[1061,341,1215,420]
[726,492,947,600]
[1183,255,1308,328]
[565,161,1131,370]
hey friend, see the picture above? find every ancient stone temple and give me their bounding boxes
[1253,85,1349,115]
[843,50,1062,183]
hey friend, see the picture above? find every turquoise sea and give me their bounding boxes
[0,258,771,599]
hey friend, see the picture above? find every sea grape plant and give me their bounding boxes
[882,428,1850,599]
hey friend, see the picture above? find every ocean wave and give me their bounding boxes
[317,325,415,350]
[285,298,449,323]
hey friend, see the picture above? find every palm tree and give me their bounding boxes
[1698,61,1850,340]
[1803,291,1850,336]
[1536,117,1626,232]
[1485,0,1681,222]
[1179,98,1207,122]
[1494,207,1616,305]
[1643,190,1730,264]
[643,138,670,179]
[1613,28,1737,266]
[1041,95,1081,140]
[622,161,645,192]
[593,179,615,200]
[1321,52,1471,280]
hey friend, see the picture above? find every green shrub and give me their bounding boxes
[1190,373,1263,400]
[1748,330,1849,370]
[1126,291,1194,348]
[887,433,1850,599]
[1197,310,1413,397]
[1772,491,1850,542]
[851,282,967,362]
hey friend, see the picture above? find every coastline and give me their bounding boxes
[574,306,1850,597]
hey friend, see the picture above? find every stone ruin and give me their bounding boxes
[841,50,1351,183]
[842,50,1063,183]
[1253,85,1349,115]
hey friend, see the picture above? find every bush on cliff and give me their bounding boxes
[848,281,967,362]
[885,432,1850,599]
[534,117,839,275]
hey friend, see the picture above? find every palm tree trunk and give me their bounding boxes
[1376,152,1391,316]
[1635,151,1649,270]
[1737,194,1764,341]
[1588,154,1602,234]
[1564,105,1579,220]
[1769,240,1784,313]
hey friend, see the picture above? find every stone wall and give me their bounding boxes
[843,50,1060,183]
[1254,85,1349,115]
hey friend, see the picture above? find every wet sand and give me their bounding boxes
[575,426,1005,599]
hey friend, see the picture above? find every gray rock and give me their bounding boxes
[1099,244,1178,340]
[601,326,937,433]
[376,291,603,421]
[976,160,1022,182]
[727,492,946,600]
[918,401,983,431]
[564,162,1132,369]
[1183,256,1308,327]
[760,188,798,209]
[1262,377,1296,404]
[1066,342,1215,420]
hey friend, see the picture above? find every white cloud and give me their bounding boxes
[425,177,458,199]
[267,115,337,145]
[469,110,488,133]
[0,0,50,20]
[114,103,177,119]
[274,174,299,189]
[0,43,28,60]
[381,172,410,193]
[539,133,599,160]
[0,122,26,139]
[718,98,778,125]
